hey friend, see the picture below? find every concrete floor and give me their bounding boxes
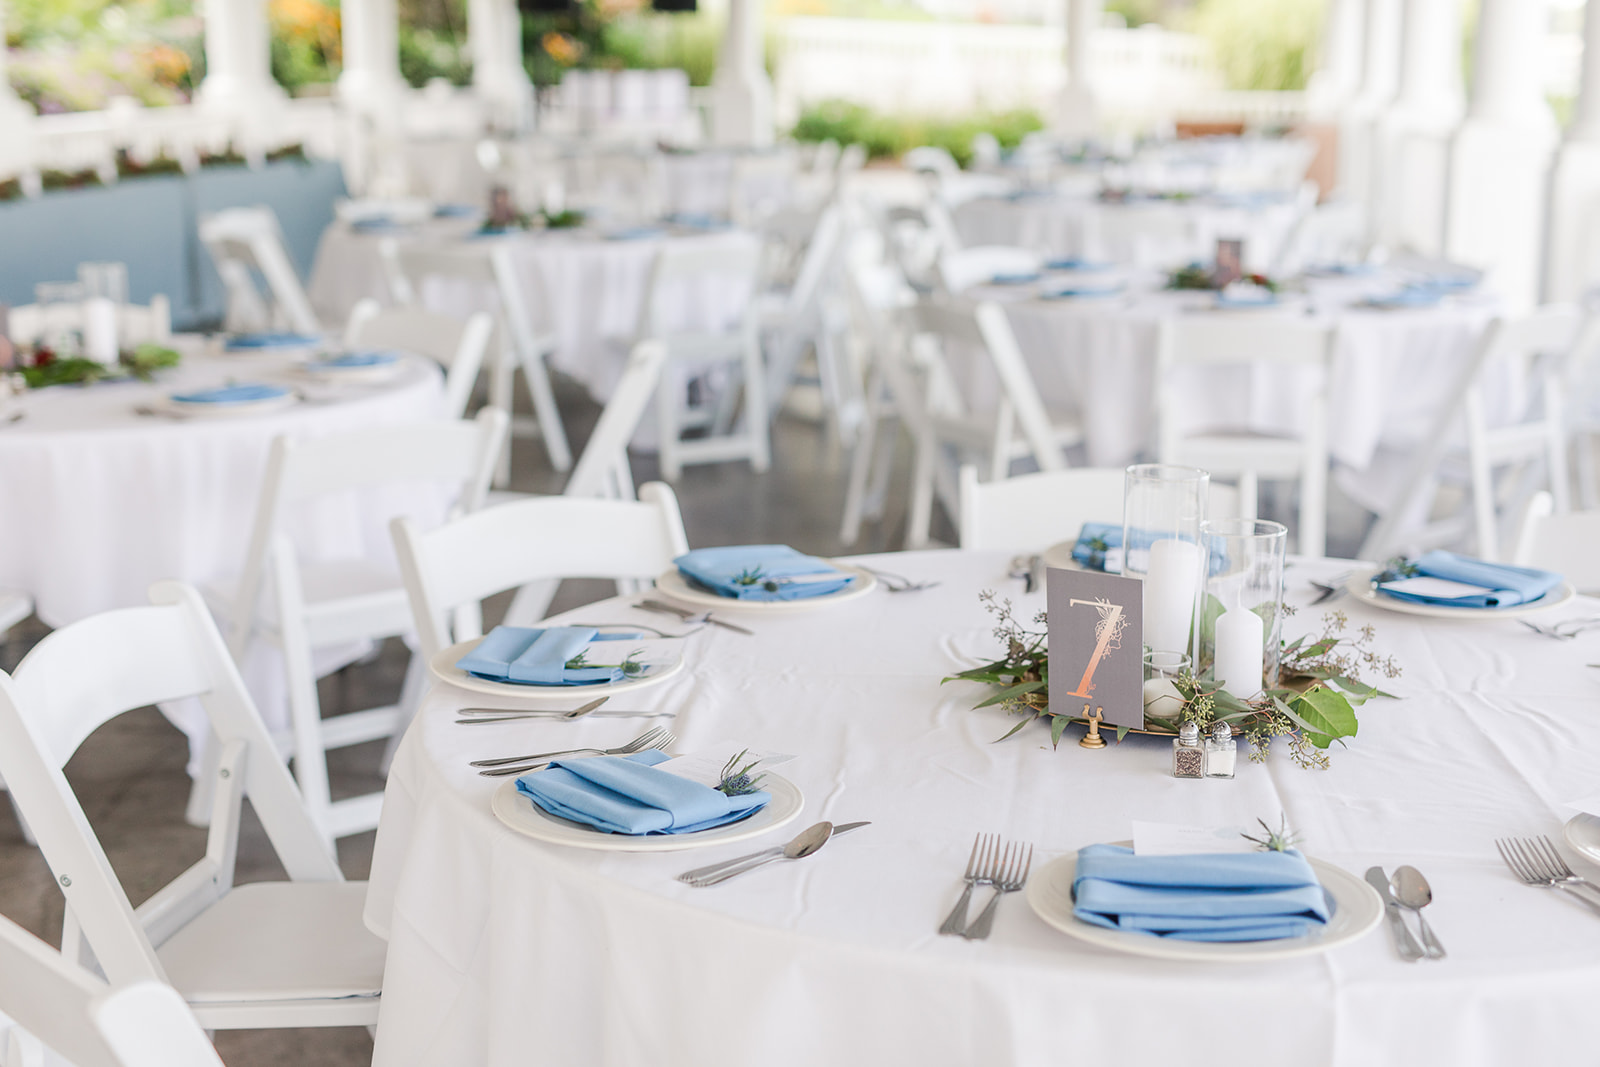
[0,376,1376,1065]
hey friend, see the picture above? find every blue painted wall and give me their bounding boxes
[0,158,346,330]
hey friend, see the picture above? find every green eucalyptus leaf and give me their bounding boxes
[994,714,1040,743]
[1288,686,1359,749]
[1050,714,1070,748]
[974,679,1045,709]
[1115,724,1130,742]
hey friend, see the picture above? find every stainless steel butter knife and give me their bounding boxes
[1365,865,1425,961]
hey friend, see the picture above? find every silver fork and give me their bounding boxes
[472,726,672,775]
[1495,836,1600,917]
[1519,617,1600,640]
[938,833,997,936]
[860,565,940,593]
[962,841,1034,940]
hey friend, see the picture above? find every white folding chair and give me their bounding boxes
[644,240,771,480]
[1271,198,1368,277]
[1155,314,1334,557]
[761,204,849,424]
[198,206,321,336]
[564,340,667,502]
[902,299,1083,549]
[343,299,495,419]
[0,913,225,1067]
[207,410,507,846]
[729,152,798,229]
[7,297,172,349]
[1089,205,1198,269]
[0,592,33,848]
[1359,306,1581,562]
[0,582,386,1031]
[938,246,1045,293]
[1509,491,1600,594]
[393,482,691,659]
[384,240,574,479]
[957,464,1243,554]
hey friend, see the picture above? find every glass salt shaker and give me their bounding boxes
[1205,721,1236,779]
[1172,721,1204,779]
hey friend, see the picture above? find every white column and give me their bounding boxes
[1547,0,1600,301]
[197,0,286,114]
[1446,0,1556,309]
[1338,0,1400,207]
[1053,0,1100,137]
[338,0,404,117]
[0,0,32,181]
[1306,0,1364,117]
[1372,0,1463,253]
[470,0,533,130]
[711,0,774,147]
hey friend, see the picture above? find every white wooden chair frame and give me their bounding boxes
[343,299,495,419]
[0,583,385,1032]
[206,409,508,846]
[0,912,225,1067]
[392,482,691,660]
[198,207,321,336]
[1155,313,1335,557]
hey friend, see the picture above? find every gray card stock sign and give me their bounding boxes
[1047,567,1145,732]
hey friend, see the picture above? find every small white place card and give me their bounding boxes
[1378,576,1496,600]
[1132,820,1259,857]
[657,743,795,788]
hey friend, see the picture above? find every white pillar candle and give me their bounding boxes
[1142,538,1201,657]
[1214,606,1265,698]
[82,297,118,366]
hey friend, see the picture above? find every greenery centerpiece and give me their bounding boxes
[945,593,1398,768]
[1166,263,1280,293]
[17,342,181,389]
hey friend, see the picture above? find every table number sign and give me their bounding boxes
[1047,567,1145,732]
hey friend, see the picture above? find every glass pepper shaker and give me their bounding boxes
[1205,721,1236,779]
[1172,721,1204,779]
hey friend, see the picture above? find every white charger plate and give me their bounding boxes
[490,772,803,852]
[429,636,684,701]
[296,355,407,385]
[1025,847,1382,962]
[1344,569,1576,620]
[1563,813,1600,866]
[653,563,877,614]
[163,390,299,418]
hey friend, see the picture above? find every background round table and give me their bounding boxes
[364,549,1600,1067]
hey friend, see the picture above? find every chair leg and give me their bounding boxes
[379,652,428,777]
[4,789,36,847]
[742,334,772,473]
[1300,462,1327,559]
[658,363,683,481]
[840,393,881,544]
[1238,471,1259,521]
[519,345,573,472]
[906,428,937,550]
[183,727,220,828]
[281,636,336,853]
[1577,432,1598,509]
[489,340,515,488]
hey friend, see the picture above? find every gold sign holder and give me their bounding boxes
[1078,705,1106,749]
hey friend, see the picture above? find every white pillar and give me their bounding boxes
[197,0,286,116]
[338,0,404,117]
[1372,0,1463,253]
[1446,0,1556,309]
[1338,0,1400,208]
[1547,0,1600,301]
[1306,0,1364,117]
[711,0,774,147]
[470,0,533,130]
[1054,0,1100,137]
[0,0,33,180]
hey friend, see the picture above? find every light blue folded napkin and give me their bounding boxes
[224,332,321,350]
[991,271,1042,285]
[1377,549,1562,608]
[675,545,854,601]
[606,225,666,241]
[1045,257,1112,272]
[1362,287,1443,310]
[515,750,769,835]
[434,203,477,218]
[1041,282,1124,299]
[170,383,292,405]
[1071,522,1123,571]
[350,218,404,234]
[663,212,726,230]
[1072,844,1330,942]
[456,626,646,685]
[311,350,401,369]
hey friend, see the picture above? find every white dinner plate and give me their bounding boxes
[429,636,685,701]
[1025,847,1382,962]
[162,391,299,418]
[1041,540,1086,572]
[1343,569,1576,620]
[490,771,803,852]
[1563,813,1600,866]
[653,563,877,614]
[296,355,407,384]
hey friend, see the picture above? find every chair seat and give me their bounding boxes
[158,881,385,1005]
[206,560,411,640]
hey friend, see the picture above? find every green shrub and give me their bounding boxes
[791,100,1044,167]
[1181,0,1323,92]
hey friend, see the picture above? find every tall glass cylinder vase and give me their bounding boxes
[1199,519,1288,699]
[1123,464,1209,675]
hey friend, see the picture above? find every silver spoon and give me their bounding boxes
[678,821,835,887]
[1391,865,1446,959]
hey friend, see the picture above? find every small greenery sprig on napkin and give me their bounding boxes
[563,648,649,679]
[944,594,1399,769]
[1241,815,1301,852]
[716,750,767,797]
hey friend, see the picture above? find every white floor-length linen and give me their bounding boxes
[364,550,1600,1067]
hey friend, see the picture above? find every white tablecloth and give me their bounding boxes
[364,550,1600,1067]
[308,225,760,401]
[964,274,1503,490]
[953,193,1305,273]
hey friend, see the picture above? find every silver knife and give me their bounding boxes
[1365,866,1425,961]
[455,711,677,723]
[678,821,871,884]
[638,598,755,636]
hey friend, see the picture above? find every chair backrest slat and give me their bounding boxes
[563,341,666,500]
[198,207,319,335]
[344,302,495,419]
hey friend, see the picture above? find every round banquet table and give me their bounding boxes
[364,550,1600,1067]
[308,222,761,402]
[957,269,1505,502]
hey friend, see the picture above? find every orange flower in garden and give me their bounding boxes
[140,43,191,87]
[595,0,645,17]
[270,0,342,60]
[541,32,584,67]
